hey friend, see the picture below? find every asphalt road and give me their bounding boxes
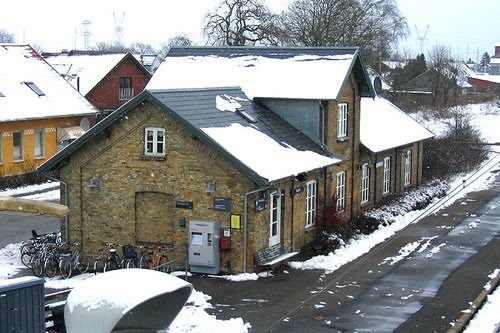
[0,212,60,249]
[1,172,498,333]
[188,172,500,332]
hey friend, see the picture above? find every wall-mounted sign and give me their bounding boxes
[230,214,241,229]
[255,198,267,212]
[375,161,384,168]
[291,186,304,196]
[175,201,193,209]
[214,197,231,211]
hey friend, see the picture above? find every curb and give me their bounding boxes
[448,271,500,333]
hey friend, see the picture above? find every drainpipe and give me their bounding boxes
[374,153,378,205]
[44,175,69,243]
[243,185,270,273]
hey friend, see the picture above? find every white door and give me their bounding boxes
[269,191,281,247]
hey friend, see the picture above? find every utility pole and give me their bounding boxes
[415,25,429,55]
[81,20,92,51]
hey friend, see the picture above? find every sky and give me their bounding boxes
[1,0,499,61]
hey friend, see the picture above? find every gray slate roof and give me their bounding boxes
[39,87,339,186]
[150,87,331,156]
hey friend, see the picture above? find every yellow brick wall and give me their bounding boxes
[0,116,87,176]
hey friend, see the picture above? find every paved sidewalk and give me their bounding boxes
[186,174,500,332]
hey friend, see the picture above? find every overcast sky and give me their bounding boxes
[1,0,499,61]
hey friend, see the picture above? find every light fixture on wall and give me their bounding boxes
[89,177,100,188]
[205,181,216,193]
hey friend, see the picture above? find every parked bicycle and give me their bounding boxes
[138,243,172,273]
[93,243,120,273]
[59,243,89,279]
[121,244,137,269]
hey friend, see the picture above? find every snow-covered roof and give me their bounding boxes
[152,88,342,183]
[0,44,98,122]
[203,123,340,182]
[469,74,500,84]
[44,52,130,95]
[147,47,373,100]
[360,96,434,153]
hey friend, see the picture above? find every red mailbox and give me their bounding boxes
[220,237,231,251]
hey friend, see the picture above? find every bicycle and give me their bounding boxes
[104,243,120,272]
[43,242,65,278]
[120,244,138,269]
[59,243,89,279]
[139,243,172,273]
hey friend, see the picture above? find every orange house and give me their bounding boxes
[0,44,98,177]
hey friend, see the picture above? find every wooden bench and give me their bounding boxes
[254,244,298,275]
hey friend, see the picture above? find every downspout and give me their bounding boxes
[45,175,69,243]
[290,177,294,253]
[374,153,378,205]
[244,185,271,273]
[350,98,356,218]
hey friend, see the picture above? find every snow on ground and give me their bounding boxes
[0,101,498,331]
[463,269,500,333]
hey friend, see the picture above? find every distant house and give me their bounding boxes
[44,50,152,119]
[39,47,432,274]
[0,44,98,177]
[490,42,500,75]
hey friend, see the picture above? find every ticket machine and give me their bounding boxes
[188,221,220,274]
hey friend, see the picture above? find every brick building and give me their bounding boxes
[39,47,433,273]
[44,51,152,118]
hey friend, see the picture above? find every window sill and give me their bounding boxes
[141,154,166,161]
[305,225,316,233]
[361,201,370,207]
[35,156,45,160]
[13,159,24,163]
[337,137,350,143]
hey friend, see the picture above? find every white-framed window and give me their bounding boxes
[336,171,346,210]
[337,103,348,138]
[305,180,317,228]
[144,127,165,156]
[13,131,23,161]
[383,157,391,195]
[404,150,412,186]
[269,191,282,246]
[34,128,44,158]
[361,163,370,204]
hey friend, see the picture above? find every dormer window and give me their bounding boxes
[24,82,45,96]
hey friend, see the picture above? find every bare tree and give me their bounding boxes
[129,43,156,54]
[428,44,456,106]
[203,0,279,46]
[158,34,193,59]
[0,29,15,43]
[276,0,408,66]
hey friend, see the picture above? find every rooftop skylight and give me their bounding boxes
[24,82,45,96]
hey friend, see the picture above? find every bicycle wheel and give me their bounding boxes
[104,259,119,272]
[126,259,136,269]
[21,251,34,268]
[31,254,44,277]
[77,255,90,274]
[93,258,105,274]
[139,255,149,269]
[44,256,58,278]
[157,255,171,273]
[59,257,73,279]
